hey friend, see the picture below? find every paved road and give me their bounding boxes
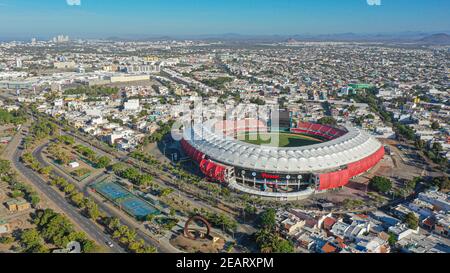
[59,128,238,218]
[33,142,179,253]
[11,138,125,253]
[32,113,254,244]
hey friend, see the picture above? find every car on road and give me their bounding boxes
[106,241,114,248]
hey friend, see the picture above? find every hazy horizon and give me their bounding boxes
[0,0,449,39]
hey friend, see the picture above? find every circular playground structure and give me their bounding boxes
[184,215,212,240]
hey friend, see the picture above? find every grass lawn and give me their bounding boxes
[237,132,323,147]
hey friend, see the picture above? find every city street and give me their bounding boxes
[9,126,125,253]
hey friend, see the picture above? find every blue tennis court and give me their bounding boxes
[122,198,160,217]
[95,182,131,200]
[92,178,161,220]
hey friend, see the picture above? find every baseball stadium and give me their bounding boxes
[180,112,385,201]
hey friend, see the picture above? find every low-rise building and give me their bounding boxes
[398,233,450,253]
[370,210,401,228]
[388,223,419,241]
[69,162,80,169]
[355,235,390,253]
[0,219,11,234]
[408,199,434,219]
[5,198,31,212]
[434,212,450,238]
[418,190,450,212]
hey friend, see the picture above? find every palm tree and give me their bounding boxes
[260,246,273,254]
[126,229,137,243]
[108,218,121,230]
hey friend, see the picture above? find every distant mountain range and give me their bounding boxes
[2,31,450,44]
[418,33,450,44]
[283,32,450,44]
[101,32,450,44]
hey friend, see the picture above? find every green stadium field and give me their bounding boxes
[237,132,323,147]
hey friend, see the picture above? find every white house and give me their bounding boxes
[69,162,80,169]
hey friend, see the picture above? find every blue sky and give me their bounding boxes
[0,0,449,38]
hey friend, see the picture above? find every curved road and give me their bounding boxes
[33,142,180,253]
[11,137,125,253]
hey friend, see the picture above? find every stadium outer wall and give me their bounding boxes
[180,121,385,200]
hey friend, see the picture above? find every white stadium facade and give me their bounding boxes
[180,118,385,201]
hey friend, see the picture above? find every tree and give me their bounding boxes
[56,178,69,189]
[95,156,111,169]
[85,201,100,220]
[29,119,58,140]
[406,177,421,191]
[250,97,266,105]
[348,105,357,113]
[57,135,75,145]
[169,208,176,217]
[255,228,275,253]
[63,86,118,97]
[0,159,12,175]
[11,190,24,198]
[80,239,98,253]
[126,229,137,243]
[70,192,85,207]
[21,153,34,165]
[118,225,129,236]
[244,204,257,216]
[259,208,276,230]
[388,232,397,246]
[273,237,295,253]
[431,121,440,130]
[35,211,74,247]
[159,188,173,197]
[143,246,157,253]
[20,228,46,253]
[58,152,71,165]
[145,214,155,222]
[404,212,419,230]
[29,243,50,253]
[254,227,294,253]
[0,235,15,244]
[39,166,53,176]
[138,174,153,187]
[30,161,41,172]
[111,163,127,174]
[395,124,415,141]
[63,184,76,195]
[432,142,443,152]
[317,116,337,126]
[431,176,449,192]
[107,217,121,231]
[30,194,41,207]
[32,208,99,252]
[369,176,392,194]
[415,139,425,150]
[128,241,142,253]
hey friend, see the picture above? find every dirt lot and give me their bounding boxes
[0,125,15,155]
[296,145,429,210]
[43,145,103,182]
[170,230,226,253]
[0,211,36,253]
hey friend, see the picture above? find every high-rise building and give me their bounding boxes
[51,35,70,43]
[16,58,22,68]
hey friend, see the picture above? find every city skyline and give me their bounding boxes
[0,0,449,259]
[0,0,449,39]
